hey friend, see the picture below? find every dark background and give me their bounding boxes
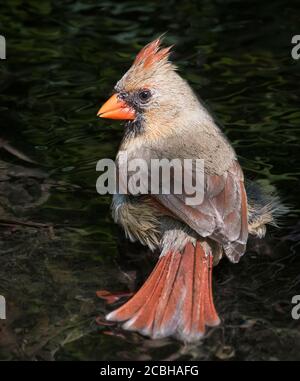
[0,0,299,360]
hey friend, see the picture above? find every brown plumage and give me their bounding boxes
[97,38,282,342]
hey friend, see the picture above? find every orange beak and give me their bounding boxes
[97,93,136,120]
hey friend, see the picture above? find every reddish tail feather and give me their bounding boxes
[106,241,220,342]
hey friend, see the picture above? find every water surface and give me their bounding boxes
[0,0,299,360]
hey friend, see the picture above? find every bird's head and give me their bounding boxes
[97,37,204,140]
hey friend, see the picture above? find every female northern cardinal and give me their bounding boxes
[97,38,281,342]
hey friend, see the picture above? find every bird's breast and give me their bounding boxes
[111,194,161,251]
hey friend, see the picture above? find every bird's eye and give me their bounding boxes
[138,89,152,103]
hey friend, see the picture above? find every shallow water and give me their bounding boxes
[0,0,299,360]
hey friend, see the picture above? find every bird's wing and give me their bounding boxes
[150,160,248,263]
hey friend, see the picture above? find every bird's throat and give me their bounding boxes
[123,117,145,143]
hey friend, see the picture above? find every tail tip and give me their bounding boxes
[106,311,118,322]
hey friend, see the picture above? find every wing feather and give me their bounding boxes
[151,160,248,262]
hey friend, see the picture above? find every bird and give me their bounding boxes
[97,37,284,342]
